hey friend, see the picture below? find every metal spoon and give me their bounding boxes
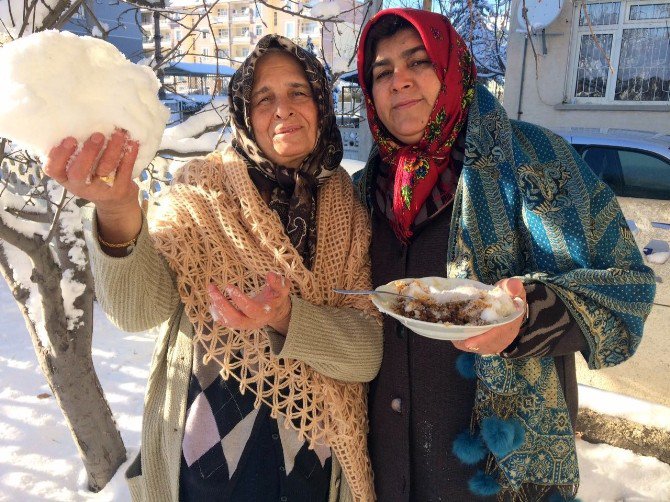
[333,288,419,301]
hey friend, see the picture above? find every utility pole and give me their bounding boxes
[154,11,166,99]
[422,0,432,11]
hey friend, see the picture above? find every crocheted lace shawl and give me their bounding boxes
[149,148,377,501]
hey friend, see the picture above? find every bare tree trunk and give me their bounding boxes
[37,335,127,491]
[0,211,126,491]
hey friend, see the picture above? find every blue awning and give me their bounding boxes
[164,62,236,77]
[338,69,359,84]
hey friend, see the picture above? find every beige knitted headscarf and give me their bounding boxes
[149,148,377,501]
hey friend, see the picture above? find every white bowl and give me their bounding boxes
[371,277,524,341]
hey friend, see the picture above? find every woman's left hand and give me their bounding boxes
[208,272,293,335]
[452,278,527,355]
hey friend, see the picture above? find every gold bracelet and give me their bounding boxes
[98,233,138,249]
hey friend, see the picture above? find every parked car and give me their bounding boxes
[553,127,670,406]
[554,127,669,288]
[553,128,670,201]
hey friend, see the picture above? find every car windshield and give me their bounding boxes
[578,146,670,200]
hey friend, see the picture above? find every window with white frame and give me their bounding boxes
[301,22,318,35]
[570,0,670,103]
[285,21,295,38]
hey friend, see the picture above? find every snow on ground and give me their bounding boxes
[0,279,669,501]
[0,279,154,502]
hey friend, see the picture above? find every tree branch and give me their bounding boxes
[44,188,68,244]
[4,207,52,224]
[0,214,41,255]
[0,242,44,352]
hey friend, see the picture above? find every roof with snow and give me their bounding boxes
[164,62,236,77]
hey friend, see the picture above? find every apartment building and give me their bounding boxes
[141,0,362,71]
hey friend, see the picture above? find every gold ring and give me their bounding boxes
[97,174,115,186]
[470,346,479,352]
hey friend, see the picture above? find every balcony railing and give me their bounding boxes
[231,13,250,22]
[232,34,251,44]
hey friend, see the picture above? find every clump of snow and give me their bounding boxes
[60,269,85,331]
[0,0,62,37]
[159,100,229,153]
[579,385,670,431]
[309,1,340,19]
[0,241,49,348]
[646,251,669,265]
[0,30,169,178]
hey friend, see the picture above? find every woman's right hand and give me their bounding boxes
[43,129,144,245]
[44,129,140,209]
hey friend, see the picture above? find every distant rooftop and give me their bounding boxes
[164,62,236,77]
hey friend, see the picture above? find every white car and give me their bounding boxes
[553,128,670,286]
[554,127,670,406]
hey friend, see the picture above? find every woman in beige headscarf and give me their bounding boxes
[44,35,381,502]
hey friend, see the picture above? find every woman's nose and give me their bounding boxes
[274,99,294,119]
[391,69,412,93]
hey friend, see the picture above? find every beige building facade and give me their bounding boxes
[503,0,670,133]
[141,0,362,72]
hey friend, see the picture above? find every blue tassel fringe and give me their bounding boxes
[452,429,487,465]
[481,416,525,457]
[468,470,500,497]
[455,352,477,380]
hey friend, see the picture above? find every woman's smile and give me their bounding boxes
[393,98,423,110]
[274,125,302,136]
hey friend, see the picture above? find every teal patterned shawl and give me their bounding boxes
[359,85,656,498]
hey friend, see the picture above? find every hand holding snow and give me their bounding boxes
[0,30,169,178]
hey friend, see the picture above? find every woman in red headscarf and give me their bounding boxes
[356,8,654,501]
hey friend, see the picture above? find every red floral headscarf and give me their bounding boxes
[357,8,477,242]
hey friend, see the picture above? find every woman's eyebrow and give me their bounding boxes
[251,86,270,99]
[287,82,311,91]
[252,82,309,99]
[371,45,428,71]
[401,45,428,59]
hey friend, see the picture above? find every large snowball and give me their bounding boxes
[0,30,169,178]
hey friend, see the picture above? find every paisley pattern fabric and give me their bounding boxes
[357,9,477,242]
[228,34,343,267]
[358,84,656,498]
